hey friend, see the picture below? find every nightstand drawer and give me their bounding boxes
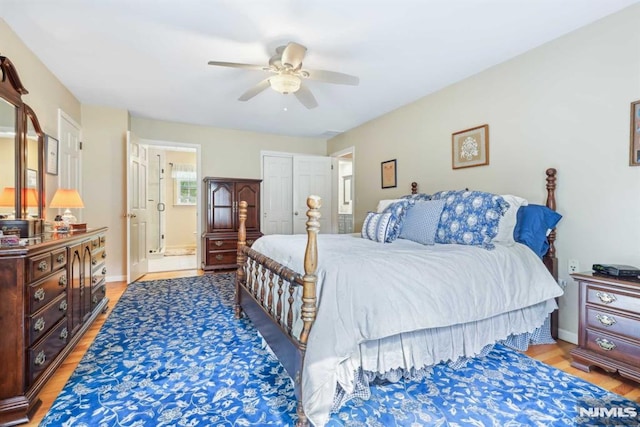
[586,306,640,341]
[585,329,640,367]
[586,284,640,314]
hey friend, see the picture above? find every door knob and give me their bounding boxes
[294,211,299,216]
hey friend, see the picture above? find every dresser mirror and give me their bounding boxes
[0,55,44,235]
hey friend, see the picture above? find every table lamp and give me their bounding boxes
[50,188,84,224]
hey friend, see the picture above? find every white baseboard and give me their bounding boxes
[558,328,578,345]
[106,275,126,283]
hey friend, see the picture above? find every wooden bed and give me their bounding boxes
[235,168,559,426]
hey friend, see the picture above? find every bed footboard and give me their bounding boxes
[235,196,321,427]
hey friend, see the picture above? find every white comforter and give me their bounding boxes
[250,234,563,426]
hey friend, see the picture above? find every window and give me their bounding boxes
[174,178,197,205]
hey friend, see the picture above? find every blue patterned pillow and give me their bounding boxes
[401,193,432,201]
[381,199,416,242]
[399,200,446,245]
[361,212,393,243]
[431,190,509,249]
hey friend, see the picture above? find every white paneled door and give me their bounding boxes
[57,111,82,219]
[262,154,333,235]
[126,131,149,282]
[293,155,332,234]
[262,155,294,235]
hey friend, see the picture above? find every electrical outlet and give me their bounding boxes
[568,259,580,274]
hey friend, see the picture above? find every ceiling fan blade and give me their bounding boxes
[208,61,267,71]
[238,78,271,101]
[281,42,307,70]
[294,84,318,109]
[303,69,359,85]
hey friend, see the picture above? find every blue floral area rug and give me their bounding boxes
[41,274,640,426]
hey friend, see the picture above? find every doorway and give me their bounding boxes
[146,145,198,273]
[331,147,355,234]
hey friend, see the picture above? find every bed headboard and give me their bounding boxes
[409,168,558,280]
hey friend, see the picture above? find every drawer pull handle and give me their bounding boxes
[92,277,98,284]
[34,351,46,366]
[100,236,105,244]
[59,275,68,287]
[34,317,45,332]
[247,240,254,245]
[38,260,48,271]
[596,292,616,304]
[59,300,68,311]
[596,314,616,327]
[215,254,224,261]
[34,288,46,301]
[92,241,98,248]
[92,258,97,265]
[60,327,68,340]
[215,240,224,247]
[102,252,107,259]
[595,337,616,351]
[56,254,65,263]
[102,267,107,275]
[92,295,98,304]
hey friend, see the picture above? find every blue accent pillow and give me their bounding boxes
[382,199,416,242]
[431,190,509,249]
[401,193,432,201]
[361,212,393,243]
[514,204,562,257]
[399,200,446,245]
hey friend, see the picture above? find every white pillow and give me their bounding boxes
[376,199,402,213]
[493,195,528,245]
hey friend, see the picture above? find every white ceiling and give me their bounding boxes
[2,0,638,138]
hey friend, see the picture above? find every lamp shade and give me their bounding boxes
[50,189,84,209]
[0,187,14,207]
[0,187,38,207]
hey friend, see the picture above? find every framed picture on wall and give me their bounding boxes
[381,159,397,189]
[630,100,640,166]
[452,124,489,169]
[45,134,59,175]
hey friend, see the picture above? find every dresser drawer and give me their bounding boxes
[28,252,52,282]
[29,269,68,314]
[51,248,67,269]
[92,263,107,286]
[586,306,640,341]
[91,282,107,311]
[28,317,69,385]
[586,284,640,314]
[585,329,640,367]
[206,250,237,266]
[207,238,236,251]
[28,293,68,346]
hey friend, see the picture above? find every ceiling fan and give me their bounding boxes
[208,42,359,109]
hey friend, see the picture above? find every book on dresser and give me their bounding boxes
[201,177,262,271]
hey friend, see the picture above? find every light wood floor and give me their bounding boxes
[24,269,639,426]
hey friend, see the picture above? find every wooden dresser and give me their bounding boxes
[570,272,640,383]
[0,228,108,426]
[201,178,262,271]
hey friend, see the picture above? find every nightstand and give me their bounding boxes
[570,272,640,383]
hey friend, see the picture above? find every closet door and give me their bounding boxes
[292,156,332,234]
[262,155,293,235]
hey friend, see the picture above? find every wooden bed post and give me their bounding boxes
[296,196,320,427]
[411,182,418,195]
[544,168,558,280]
[236,200,248,319]
[299,195,320,346]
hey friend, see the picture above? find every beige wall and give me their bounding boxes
[328,4,640,342]
[131,117,327,179]
[165,150,197,250]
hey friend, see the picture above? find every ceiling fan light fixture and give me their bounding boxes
[270,74,301,94]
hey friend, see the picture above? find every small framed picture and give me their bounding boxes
[630,100,640,166]
[45,134,59,175]
[381,159,397,189]
[27,168,37,188]
[452,124,489,169]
